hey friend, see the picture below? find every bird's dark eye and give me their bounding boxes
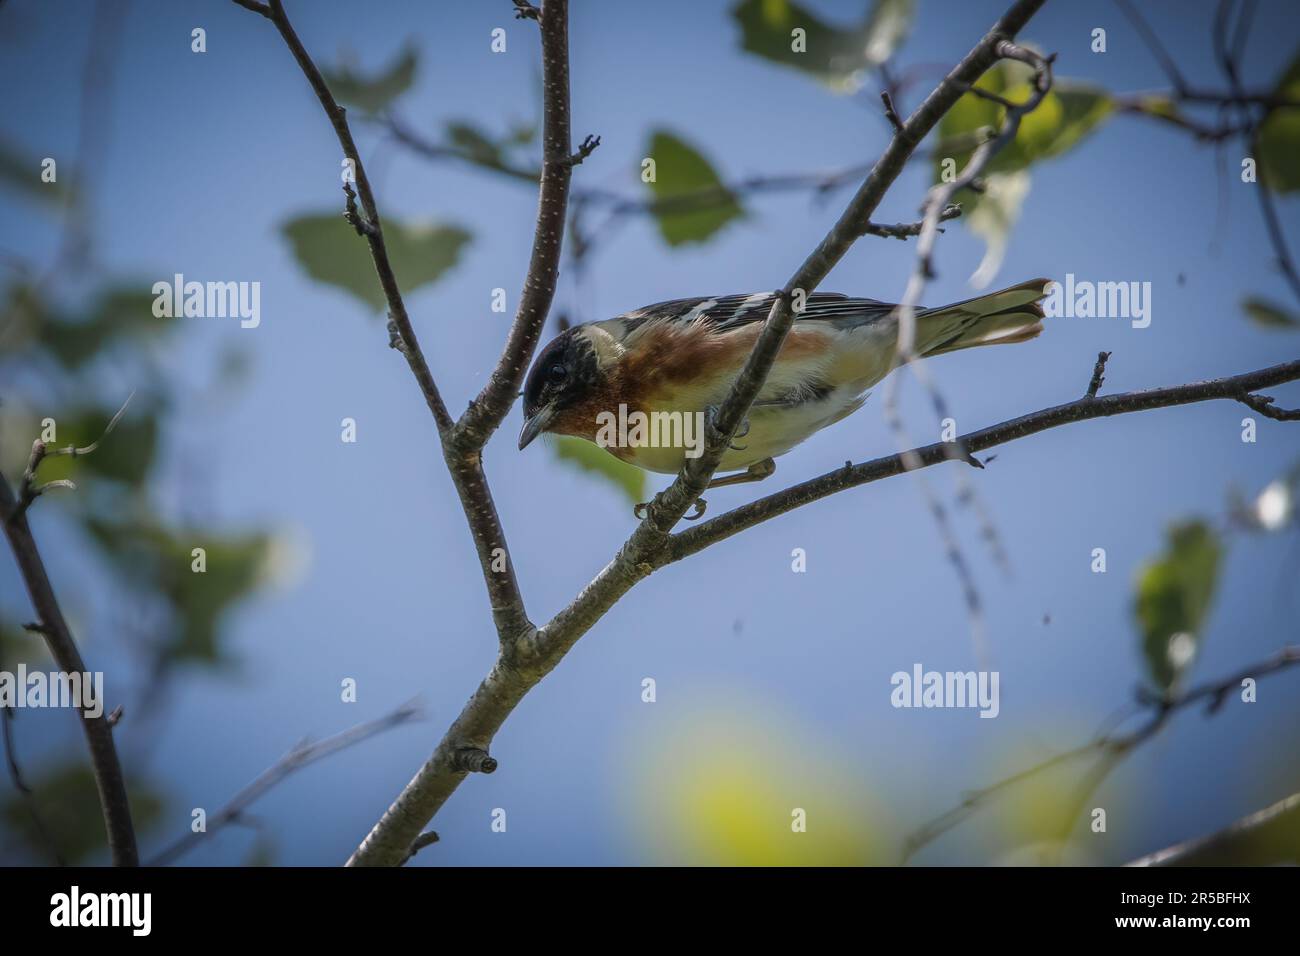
[547,364,567,383]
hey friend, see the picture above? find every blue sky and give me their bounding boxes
[1,0,1298,865]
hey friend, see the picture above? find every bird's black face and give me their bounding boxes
[518,330,600,449]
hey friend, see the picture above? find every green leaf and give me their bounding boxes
[1,762,164,864]
[37,407,157,487]
[1133,520,1223,691]
[39,287,171,368]
[446,122,506,166]
[644,130,745,246]
[85,519,274,665]
[0,138,69,203]
[1243,296,1300,329]
[321,46,417,114]
[1258,52,1300,192]
[930,69,1111,283]
[964,170,1030,288]
[282,214,471,311]
[934,72,1113,183]
[551,436,646,507]
[731,0,914,91]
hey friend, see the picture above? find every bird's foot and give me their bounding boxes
[633,497,708,520]
[705,457,776,490]
[704,404,750,451]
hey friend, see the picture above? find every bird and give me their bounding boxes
[518,277,1053,493]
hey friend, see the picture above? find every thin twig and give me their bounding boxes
[2,702,67,865]
[1085,351,1111,399]
[862,203,962,240]
[666,359,1300,559]
[258,0,453,434]
[1237,392,1300,421]
[0,471,137,865]
[148,701,421,866]
[453,0,592,452]
[1127,790,1300,866]
[233,0,539,642]
[902,644,1300,862]
[344,0,1057,867]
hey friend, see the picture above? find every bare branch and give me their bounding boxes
[1127,791,1300,867]
[1238,392,1300,421]
[879,90,905,133]
[861,202,962,240]
[904,644,1300,862]
[252,0,454,434]
[402,829,441,864]
[1114,0,1190,94]
[2,701,66,864]
[669,359,1300,559]
[148,701,420,866]
[453,0,586,451]
[345,0,1052,868]
[1085,351,1111,398]
[0,470,138,865]
[233,0,536,641]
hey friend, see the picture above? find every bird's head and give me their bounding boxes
[518,325,621,450]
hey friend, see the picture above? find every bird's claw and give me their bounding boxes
[704,405,750,451]
[635,498,706,520]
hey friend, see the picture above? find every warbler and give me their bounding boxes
[519,278,1052,489]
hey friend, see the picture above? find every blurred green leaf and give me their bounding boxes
[931,68,1110,284]
[321,45,417,114]
[37,407,156,487]
[5,284,172,369]
[630,710,893,865]
[244,834,278,867]
[731,0,914,91]
[644,130,745,246]
[1,762,163,864]
[85,519,273,665]
[1134,520,1223,691]
[0,138,68,203]
[964,170,1030,288]
[282,214,470,311]
[446,122,505,166]
[551,436,645,506]
[1258,52,1300,192]
[934,70,1113,183]
[1243,296,1300,329]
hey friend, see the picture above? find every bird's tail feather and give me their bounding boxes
[919,277,1053,357]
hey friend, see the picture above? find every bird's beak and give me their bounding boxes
[518,406,554,450]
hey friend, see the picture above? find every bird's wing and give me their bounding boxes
[611,292,899,336]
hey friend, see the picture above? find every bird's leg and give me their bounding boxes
[632,459,776,522]
[705,457,776,490]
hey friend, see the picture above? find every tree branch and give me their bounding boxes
[904,643,1300,863]
[668,358,1300,560]
[344,0,1051,867]
[1127,791,1300,867]
[453,0,592,451]
[235,0,542,641]
[259,0,453,435]
[148,701,420,865]
[0,470,138,866]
